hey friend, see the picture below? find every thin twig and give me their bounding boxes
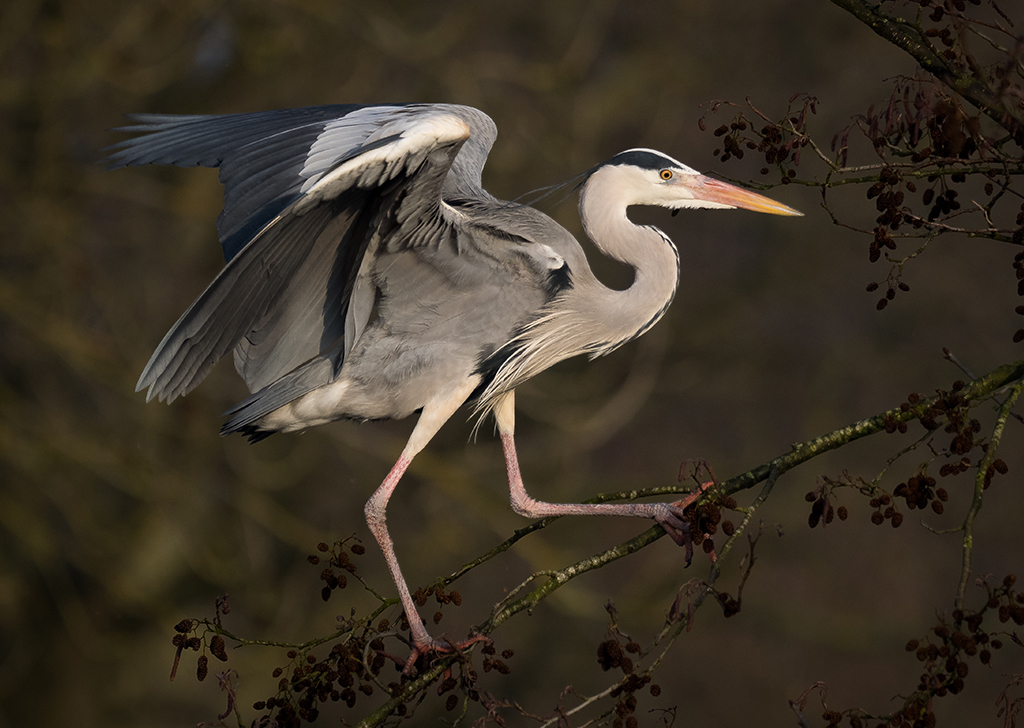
[944,348,1024,425]
[955,378,1023,609]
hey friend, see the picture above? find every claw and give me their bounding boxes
[399,633,492,676]
[656,511,694,564]
[654,479,717,565]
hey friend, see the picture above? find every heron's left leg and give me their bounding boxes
[364,378,490,674]
[493,391,713,561]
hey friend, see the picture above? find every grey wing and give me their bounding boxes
[106,104,495,403]
[104,103,496,260]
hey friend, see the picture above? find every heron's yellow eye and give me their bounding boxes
[660,169,673,180]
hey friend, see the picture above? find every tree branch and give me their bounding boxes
[955,377,1023,608]
[721,358,1024,497]
[828,0,1024,138]
[259,358,1024,727]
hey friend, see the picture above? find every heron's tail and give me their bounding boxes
[220,354,336,441]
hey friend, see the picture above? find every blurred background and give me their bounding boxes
[2,0,1022,725]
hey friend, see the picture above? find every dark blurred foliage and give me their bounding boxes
[1,0,1022,726]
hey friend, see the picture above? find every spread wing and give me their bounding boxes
[104,103,498,403]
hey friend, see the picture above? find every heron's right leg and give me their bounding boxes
[493,391,713,561]
[363,379,488,674]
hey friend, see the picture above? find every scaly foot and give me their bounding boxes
[389,632,492,676]
[651,479,716,564]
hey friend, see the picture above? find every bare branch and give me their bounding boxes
[829,0,1024,139]
[955,378,1023,608]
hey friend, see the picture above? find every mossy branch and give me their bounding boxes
[721,358,1024,497]
[354,358,1023,726]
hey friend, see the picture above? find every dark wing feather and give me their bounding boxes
[105,104,402,260]
[136,192,371,402]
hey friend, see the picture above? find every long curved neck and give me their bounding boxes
[577,169,680,349]
[470,166,683,415]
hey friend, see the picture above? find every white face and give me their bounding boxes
[609,156,724,210]
[613,151,802,216]
[650,167,738,211]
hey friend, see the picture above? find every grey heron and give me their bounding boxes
[105,103,801,671]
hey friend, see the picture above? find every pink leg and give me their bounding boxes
[363,457,426,646]
[365,457,490,674]
[363,383,489,674]
[495,393,713,562]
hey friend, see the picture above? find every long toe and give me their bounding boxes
[655,507,694,564]
[655,507,690,546]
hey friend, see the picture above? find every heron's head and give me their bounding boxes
[595,148,802,216]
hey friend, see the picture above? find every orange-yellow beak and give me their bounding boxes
[682,175,803,216]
